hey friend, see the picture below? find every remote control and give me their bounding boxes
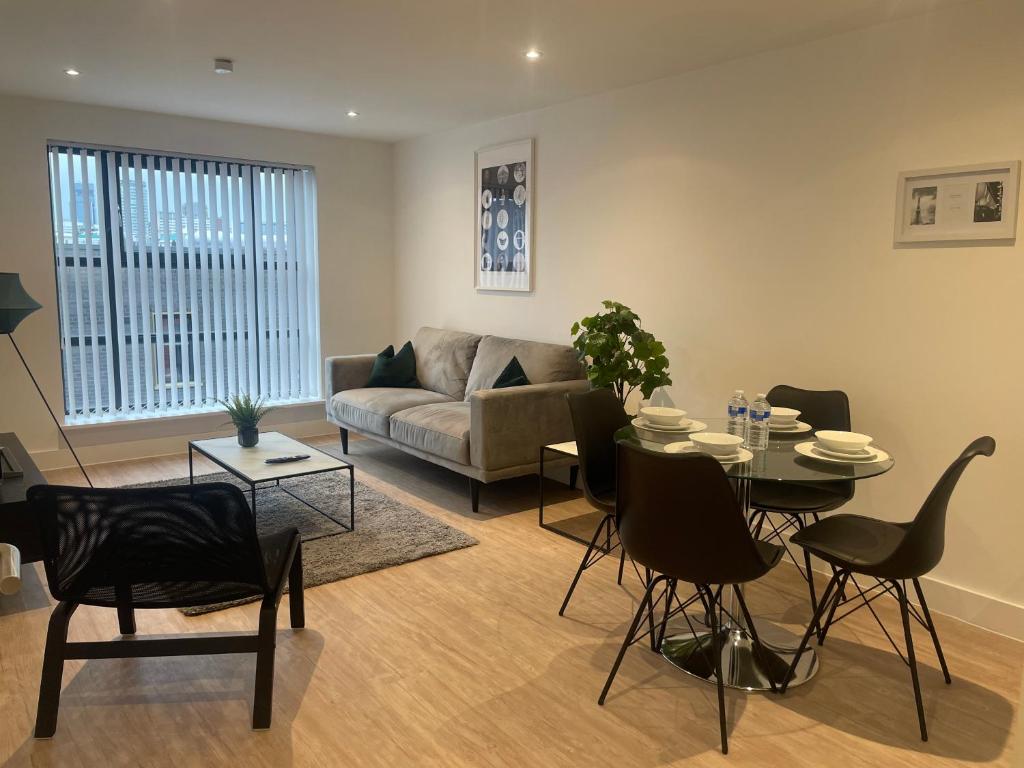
[264,454,310,464]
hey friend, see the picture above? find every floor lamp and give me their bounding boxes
[0,272,92,486]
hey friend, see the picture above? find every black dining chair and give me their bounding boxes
[558,388,633,616]
[27,482,304,737]
[748,385,854,635]
[599,442,784,754]
[781,436,995,741]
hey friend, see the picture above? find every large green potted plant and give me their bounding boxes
[570,300,672,409]
[221,394,272,447]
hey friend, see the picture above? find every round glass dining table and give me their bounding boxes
[614,417,895,692]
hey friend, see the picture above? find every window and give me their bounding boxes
[46,143,321,424]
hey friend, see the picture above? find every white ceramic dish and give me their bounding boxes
[639,406,687,426]
[815,430,873,453]
[769,420,812,434]
[812,442,873,460]
[795,441,890,464]
[631,417,705,434]
[769,406,801,424]
[689,432,744,456]
[666,441,753,464]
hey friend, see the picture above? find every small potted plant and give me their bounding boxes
[571,300,672,411]
[221,394,272,448]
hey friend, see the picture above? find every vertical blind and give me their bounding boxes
[46,143,321,423]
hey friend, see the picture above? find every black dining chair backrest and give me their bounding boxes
[616,441,770,585]
[28,482,270,608]
[567,388,632,511]
[768,384,855,502]
[767,385,851,432]
[884,436,995,579]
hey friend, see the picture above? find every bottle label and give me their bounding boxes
[751,409,769,422]
[728,405,747,418]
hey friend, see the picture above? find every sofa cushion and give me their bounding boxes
[464,336,583,398]
[413,327,483,400]
[390,402,471,465]
[329,387,454,437]
[366,341,419,388]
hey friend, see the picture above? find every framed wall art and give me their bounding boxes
[894,160,1020,244]
[475,139,533,291]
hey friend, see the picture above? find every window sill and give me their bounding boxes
[63,398,325,433]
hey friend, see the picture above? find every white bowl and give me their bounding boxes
[640,406,687,426]
[690,432,744,456]
[769,406,800,424]
[815,430,873,453]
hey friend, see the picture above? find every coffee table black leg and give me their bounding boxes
[188,445,194,485]
[538,446,545,526]
[250,484,257,514]
[349,466,355,531]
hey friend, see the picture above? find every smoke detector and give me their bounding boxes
[214,58,234,75]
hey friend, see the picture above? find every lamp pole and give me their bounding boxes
[6,333,92,487]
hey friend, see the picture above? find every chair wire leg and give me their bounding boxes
[700,585,729,754]
[34,601,78,738]
[656,579,677,652]
[912,578,950,685]
[734,589,777,693]
[558,514,610,616]
[817,571,850,647]
[617,537,626,586]
[644,568,657,651]
[781,571,840,693]
[896,580,928,741]
[599,575,663,705]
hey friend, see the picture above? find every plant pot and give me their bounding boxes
[237,427,259,448]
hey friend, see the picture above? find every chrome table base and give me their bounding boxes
[661,613,818,691]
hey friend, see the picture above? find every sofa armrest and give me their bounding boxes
[324,354,376,400]
[469,380,590,471]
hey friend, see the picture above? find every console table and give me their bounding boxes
[0,433,47,563]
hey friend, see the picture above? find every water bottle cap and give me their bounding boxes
[734,389,744,395]
[756,393,767,399]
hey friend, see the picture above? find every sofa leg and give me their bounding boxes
[470,478,481,513]
[569,465,579,491]
[339,428,349,455]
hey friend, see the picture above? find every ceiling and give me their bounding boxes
[0,0,973,142]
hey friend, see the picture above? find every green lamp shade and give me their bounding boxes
[0,273,42,334]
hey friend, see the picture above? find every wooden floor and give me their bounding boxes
[0,434,1020,767]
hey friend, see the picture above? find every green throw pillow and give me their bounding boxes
[367,341,419,388]
[493,356,530,388]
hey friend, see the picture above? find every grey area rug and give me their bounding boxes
[127,468,478,616]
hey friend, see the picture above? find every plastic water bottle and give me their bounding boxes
[727,390,749,438]
[748,393,771,450]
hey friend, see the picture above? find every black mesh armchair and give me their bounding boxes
[558,388,632,616]
[749,385,854,634]
[27,482,304,737]
[599,442,784,754]
[781,437,995,741]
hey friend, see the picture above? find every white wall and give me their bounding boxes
[394,0,1024,636]
[0,94,394,466]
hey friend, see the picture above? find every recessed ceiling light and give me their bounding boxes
[346,110,359,118]
[64,68,80,77]
[524,48,543,60]
[214,58,233,74]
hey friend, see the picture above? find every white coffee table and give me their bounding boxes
[188,431,355,534]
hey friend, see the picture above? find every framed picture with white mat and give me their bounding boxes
[475,139,533,292]
[894,160,1020,244]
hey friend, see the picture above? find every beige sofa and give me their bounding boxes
[325,327,589,511]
